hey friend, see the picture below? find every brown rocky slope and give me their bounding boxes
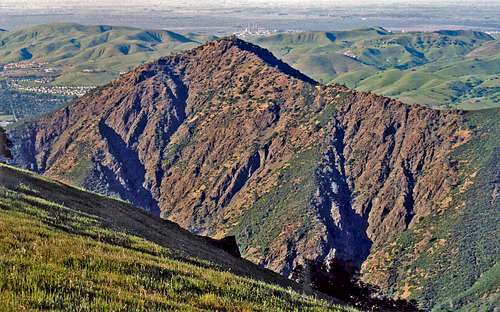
[10,37,497,309]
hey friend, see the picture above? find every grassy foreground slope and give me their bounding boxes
[250,28,500,109]
[0,164,351,311]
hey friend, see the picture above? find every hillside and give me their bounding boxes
[8,37,499,310]
[0,23,209,85]
[0,163,352,311]
[249,28,500,109]
[362,109,499,311]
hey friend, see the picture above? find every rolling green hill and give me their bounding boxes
[249,28,500,109]
[0,23,210,85]
[0,163,352,311]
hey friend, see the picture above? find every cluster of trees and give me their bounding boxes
[292,258,420,312]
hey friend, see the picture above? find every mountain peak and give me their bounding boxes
[217,36,318,85]
[152,36,318,85]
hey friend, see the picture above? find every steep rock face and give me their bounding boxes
[10,37,486,307]
[278,90,464,271]
[334,92,462,246]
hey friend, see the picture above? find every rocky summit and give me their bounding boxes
[10,36,499,310]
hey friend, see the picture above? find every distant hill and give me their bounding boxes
[10,37,499,311]
[1,24,500,110]
[249,28,500,109]
[0,163,351,311]
[0,23,211,85]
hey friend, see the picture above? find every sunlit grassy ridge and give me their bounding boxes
[0,164,353,311]
[0,23,210,86]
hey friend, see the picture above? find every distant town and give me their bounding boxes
[1,60,95,97]
[7,79,95,97]
[233,24,301,38]
[0,60,96,125]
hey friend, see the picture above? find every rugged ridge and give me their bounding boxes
[10,37,498,309]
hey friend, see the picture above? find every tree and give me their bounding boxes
[292,258,420,312]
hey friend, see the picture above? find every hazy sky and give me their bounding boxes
[2,0,500,8]
[2,0,500,33]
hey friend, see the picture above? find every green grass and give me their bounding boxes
[422,109,500,311]
[0,114,15,122]
[234,147,320,255]
[0,164,354,311]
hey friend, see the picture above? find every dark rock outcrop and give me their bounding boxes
[0,127,12,159]
[211,235,241,258]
